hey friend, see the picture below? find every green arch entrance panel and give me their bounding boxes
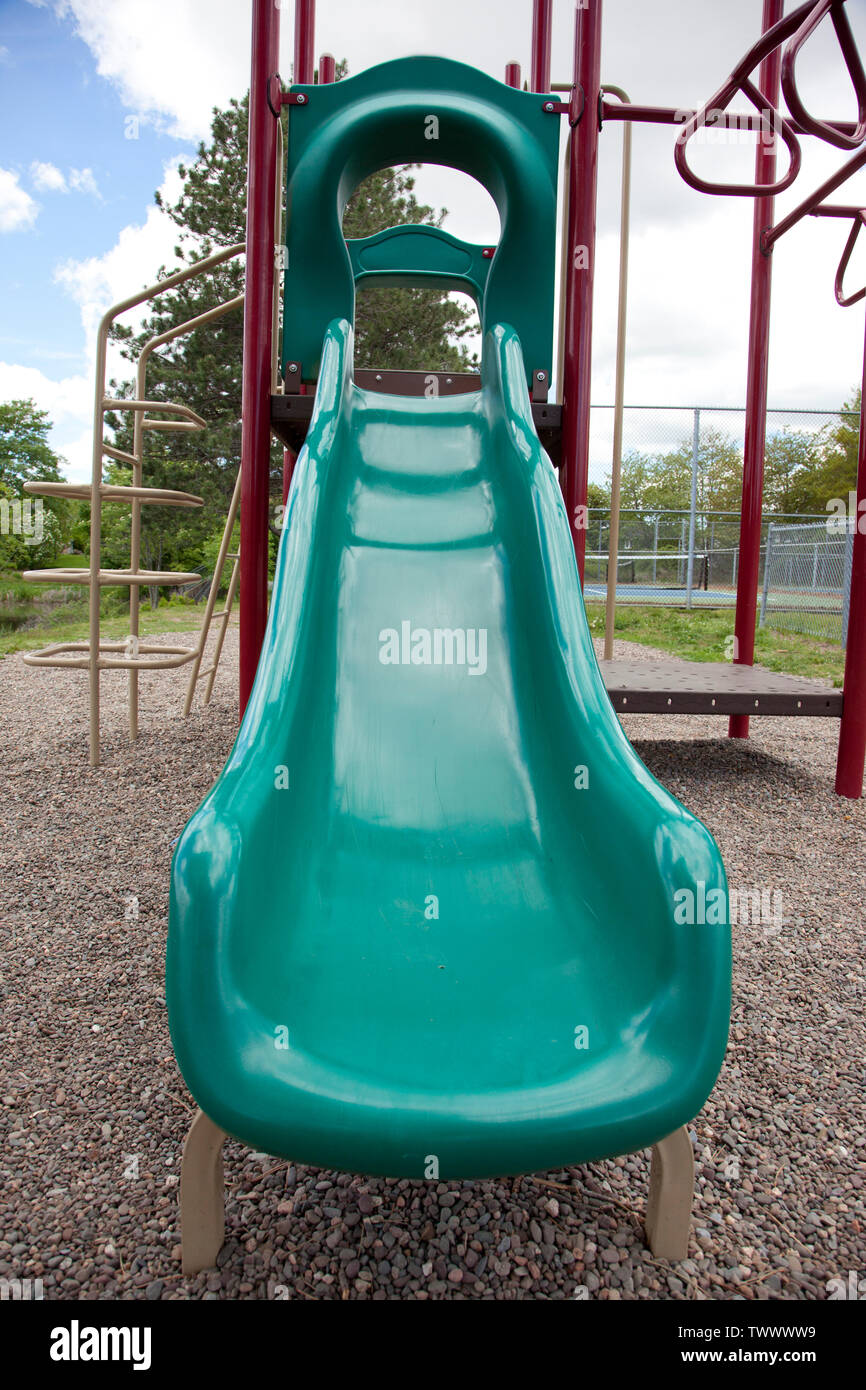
[281,56,560,391]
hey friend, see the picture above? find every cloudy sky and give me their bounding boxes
[2,0,866,483]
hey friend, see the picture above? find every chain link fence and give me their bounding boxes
[760,519,854,645]
[583,404,857,634]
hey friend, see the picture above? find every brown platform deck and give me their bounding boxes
[600,659,843,717]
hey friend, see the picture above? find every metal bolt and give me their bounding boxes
[296,94,307,104]
[536,371,546,381]
[375,374,383,381]
[543,101,555,112]
[287,362,298,373]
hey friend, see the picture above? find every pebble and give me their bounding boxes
[1,632,862,1301]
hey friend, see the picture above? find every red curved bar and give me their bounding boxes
[675,83,801,199]
[673,1,820,197]
[782,0,866,152]
[833,210,866,306]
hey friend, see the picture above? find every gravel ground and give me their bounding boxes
[1,629,863,1301]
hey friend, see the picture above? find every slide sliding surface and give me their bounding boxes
[167,321,730,1180]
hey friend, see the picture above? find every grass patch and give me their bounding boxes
[0,584,234,657]
[585,602,845,685]
[0,568,843,686]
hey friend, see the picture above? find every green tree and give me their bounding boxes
[649,427,743,517]
[614,452,655,513]
[763,428,827,514]
[784,390,860,515]
[0,399,71,567]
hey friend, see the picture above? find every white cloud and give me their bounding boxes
[29,162,101,198]
[30,160,68,193]
[54,159,188,367]
[1,162,193,482]
[50,0,249,140]
[0,362,90,419]
[0,169,39,232]
[0,361,91,479]
[68,167,100,198]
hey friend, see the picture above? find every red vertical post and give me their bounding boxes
[836,317,866,797]
[293,0,315,82]
[505,62,522,89]
[530,0,553,93]
[729,0,784,739]
[560,0,602,582]
[239,0,280,712]
[282,5,320,509]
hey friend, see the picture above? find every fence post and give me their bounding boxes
[686,408,700,609]
[653,515,659,582]
[842,518,854,648]
[760,522,773,628]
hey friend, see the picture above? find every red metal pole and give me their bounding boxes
[294,0,315,83]
[530,0,553,93]
[729,0,783,740]
[505,62,522,89]
[240,0,280,712]
[282,7,321,509]
[835,314,866,798]
[560,0,602,582]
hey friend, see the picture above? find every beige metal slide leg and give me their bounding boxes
[645,1126,694,1260]
[181,1108,226,1275]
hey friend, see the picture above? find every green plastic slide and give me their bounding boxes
[167,319,730,1179]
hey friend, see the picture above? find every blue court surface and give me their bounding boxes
[583,584,736,604]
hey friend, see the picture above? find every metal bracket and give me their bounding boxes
[284,361,302,392]
[758,224,775,259]
[542,84,585,127]
[531,368,550,403]
[267,74,283,119]
[281,91,309,107]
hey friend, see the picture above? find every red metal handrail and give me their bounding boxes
[812,203,866,305]
[600,100,860,141]
[673,1,816,197]
[781,0,866,151]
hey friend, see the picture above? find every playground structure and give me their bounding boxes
[169,30,732,1271]
[19,117,290,761]
[20,244,248,762]
[15,0,866,1280]
[19,2,866,798]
